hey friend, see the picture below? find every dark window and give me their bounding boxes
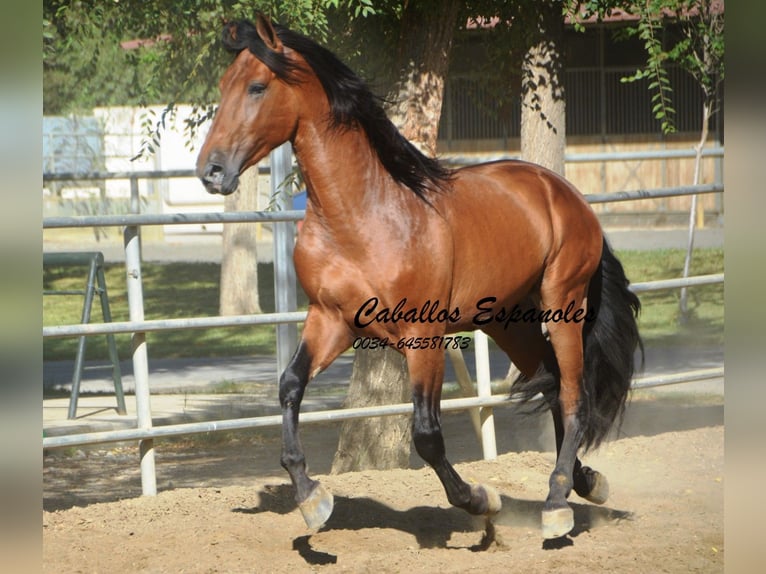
[439,23,723,144]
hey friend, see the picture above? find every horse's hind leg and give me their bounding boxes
[549,400,610,505]
[538,286,591,539]
[407,348,501,517]
[490,319,610,507]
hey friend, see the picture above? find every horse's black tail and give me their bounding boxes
[511,237,644,451]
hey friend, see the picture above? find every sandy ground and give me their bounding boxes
[43,390,723,574]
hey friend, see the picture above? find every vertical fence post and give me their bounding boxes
[125,175,156,495]
[474,330,497,460]
[271,144,298,378]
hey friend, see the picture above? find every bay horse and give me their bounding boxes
[197,15,642,540]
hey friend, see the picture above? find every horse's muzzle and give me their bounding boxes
[197,153,240,196]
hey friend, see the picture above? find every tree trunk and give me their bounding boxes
[506,1,566,383]
[219,165,261,315]
[331,0,460,474]
[387,0,461,155]
[331,347,413,472]
[520,1,566,176]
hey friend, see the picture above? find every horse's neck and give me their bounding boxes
[292,120,396,218]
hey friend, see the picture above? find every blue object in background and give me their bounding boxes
[293,190,307,210]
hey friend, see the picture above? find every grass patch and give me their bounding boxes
[43,248,723,362]
[43,261,308,361]
[616,248,724,347]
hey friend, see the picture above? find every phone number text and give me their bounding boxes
[352,335,471,351]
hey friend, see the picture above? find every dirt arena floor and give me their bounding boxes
[43,392,723,573]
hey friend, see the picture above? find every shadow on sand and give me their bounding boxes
[234,484,633,565]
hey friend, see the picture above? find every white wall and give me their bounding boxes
[93,105,224,234]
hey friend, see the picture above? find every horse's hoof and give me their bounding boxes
[583,470,609,505]
[298,483,334,530]
[541,506,574,539]
[470,484,502,515]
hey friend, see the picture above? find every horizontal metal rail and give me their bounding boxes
[42,366,724,450]
[43,166,263,182]
[566,147,725,163]
[630,273,724,294]
[43,311,308,338]
[630,367,724,390]
[585,184,722,204]
[44,169,196,181]
[42,274,722,339]
[443,147,724,166]
[43,210,305,229]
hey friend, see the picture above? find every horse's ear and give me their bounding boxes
[255,13,283,52]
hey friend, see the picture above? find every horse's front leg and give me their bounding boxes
[407,347,502,517]
[279,309,352,529]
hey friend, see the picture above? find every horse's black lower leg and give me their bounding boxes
[542,407,583,538]
[550,401,610,505]
[279,341,333,528]
[539,304,591,539]
[412,391,501,516]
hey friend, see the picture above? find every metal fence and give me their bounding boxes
[42,145,724,496]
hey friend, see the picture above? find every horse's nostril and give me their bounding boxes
[204,162,223,180]
[200,162,226,191]
[197,152,238,194]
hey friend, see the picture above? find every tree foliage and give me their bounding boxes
[43,1,410,161]
[569,0,724,134]
[42,1,373,115]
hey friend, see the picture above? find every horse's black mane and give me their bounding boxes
[222,18,451,201]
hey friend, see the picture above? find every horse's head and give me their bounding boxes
[197,15,303,195]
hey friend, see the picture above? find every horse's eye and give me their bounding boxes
[248,82,266,97]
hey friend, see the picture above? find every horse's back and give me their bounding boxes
[446,159,601,249]
[449,159,593,215]
[441,159,603,315]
